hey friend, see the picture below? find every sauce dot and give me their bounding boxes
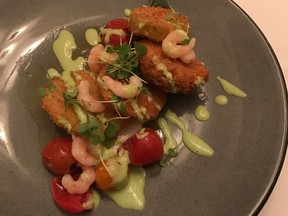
[194,105,210,121]
[214,95,228,105]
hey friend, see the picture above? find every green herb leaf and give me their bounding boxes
[134,42,147,57]
[105,121,121,138]
[149,0,172,9]
[119,102,127,113]
[181,39,190,45]
[38,87,47,97]
[103,137,116,149]
[159,148,178,167]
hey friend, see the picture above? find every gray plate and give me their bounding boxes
[0,0,287,215]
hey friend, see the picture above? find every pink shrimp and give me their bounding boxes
[77,80,105,113]
[162,29,196,64]
[101,75,143,99]
[88,44,118,72]
[71,136,98,166]
[61,166,96,194]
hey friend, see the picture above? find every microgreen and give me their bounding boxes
[78,115,105,145]
[159,148,178,167]
[104,121,121,138]
[63,91,79,107]
[106,42,147,80]
[181,39,190,45]
[38,87,48,97]
[149,0,173,9]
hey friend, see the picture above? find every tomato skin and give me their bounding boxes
[94,162,114,190]
[122,128,164,166]
[50,177,94,213]
[42,137,77,176]
[100,18,130,47]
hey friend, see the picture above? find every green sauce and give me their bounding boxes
[53,29,86,71]
[124,8,131,17]
[57,117,72,132]
[153,57,177,93]
[73,104,87,123]
[214,95,228,105]
[85,28,100,46]
[83,190,100,209]
[60,70,76,93]
[194,105,210,122]
[217,76,247,98]
[138,22,146,29]
[47,68,60,79]
[158,118,178,154]
[100,28,126,45]
[105,166,145,210]
[165,109,214,157]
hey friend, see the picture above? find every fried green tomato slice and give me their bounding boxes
[41,70,129,134]
[128,6,189,42]
[139,40,209,93]
[97,68,167,122]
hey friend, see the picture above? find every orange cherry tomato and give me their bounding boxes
[94,162,114,190]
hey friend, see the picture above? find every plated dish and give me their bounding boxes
[0,0,287,215]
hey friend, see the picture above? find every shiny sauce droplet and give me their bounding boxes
[165,109,214,157]
[214,95,228,105]
[194,105,210,122]
[85,28,100,46]
[217,76,247,98]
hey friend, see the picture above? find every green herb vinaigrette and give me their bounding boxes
[217,76,247,98]
[105,166,145,210]
[165,109,214,157]
[85,28,101,46]
[194,105,210,122]
[214,95,228,105]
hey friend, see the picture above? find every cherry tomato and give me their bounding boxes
[50,177,95,213]
[42,137,77,176]
[122,128,164,166]
[94,162,114,190]
[100,18,130,47]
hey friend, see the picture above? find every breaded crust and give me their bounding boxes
[97,68,167,122]
[41,70,122,134]
[139,40,209,93]
[128,6,189,42]
[41,77,80,134]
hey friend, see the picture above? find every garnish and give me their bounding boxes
[63,90,79,107]
[106,42,147,80]
[149,0,173,9]
[181,38,190,45]
[38,82,55,97]
[159,148,178,167]
[78,115,105,145]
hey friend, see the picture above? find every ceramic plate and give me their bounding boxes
[0,0,287,215]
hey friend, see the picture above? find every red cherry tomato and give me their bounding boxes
[50,177,95,213]
[100,18,130,47]
[122,128,164,165]
[42,137,77,176]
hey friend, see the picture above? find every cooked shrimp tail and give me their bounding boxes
[102,75,143,99]
[61,166,96,194]
[162,29,196,64]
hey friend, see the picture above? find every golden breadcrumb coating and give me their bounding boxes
[128,6,189,42]
[139,40,209,93]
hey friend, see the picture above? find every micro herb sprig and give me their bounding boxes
[38,82,55,97]
[159,148,178,167]
[106,42,147,80]
[149,0,173,10]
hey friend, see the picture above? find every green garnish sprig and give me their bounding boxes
[159,148,178,167]
[106,42,147,80]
